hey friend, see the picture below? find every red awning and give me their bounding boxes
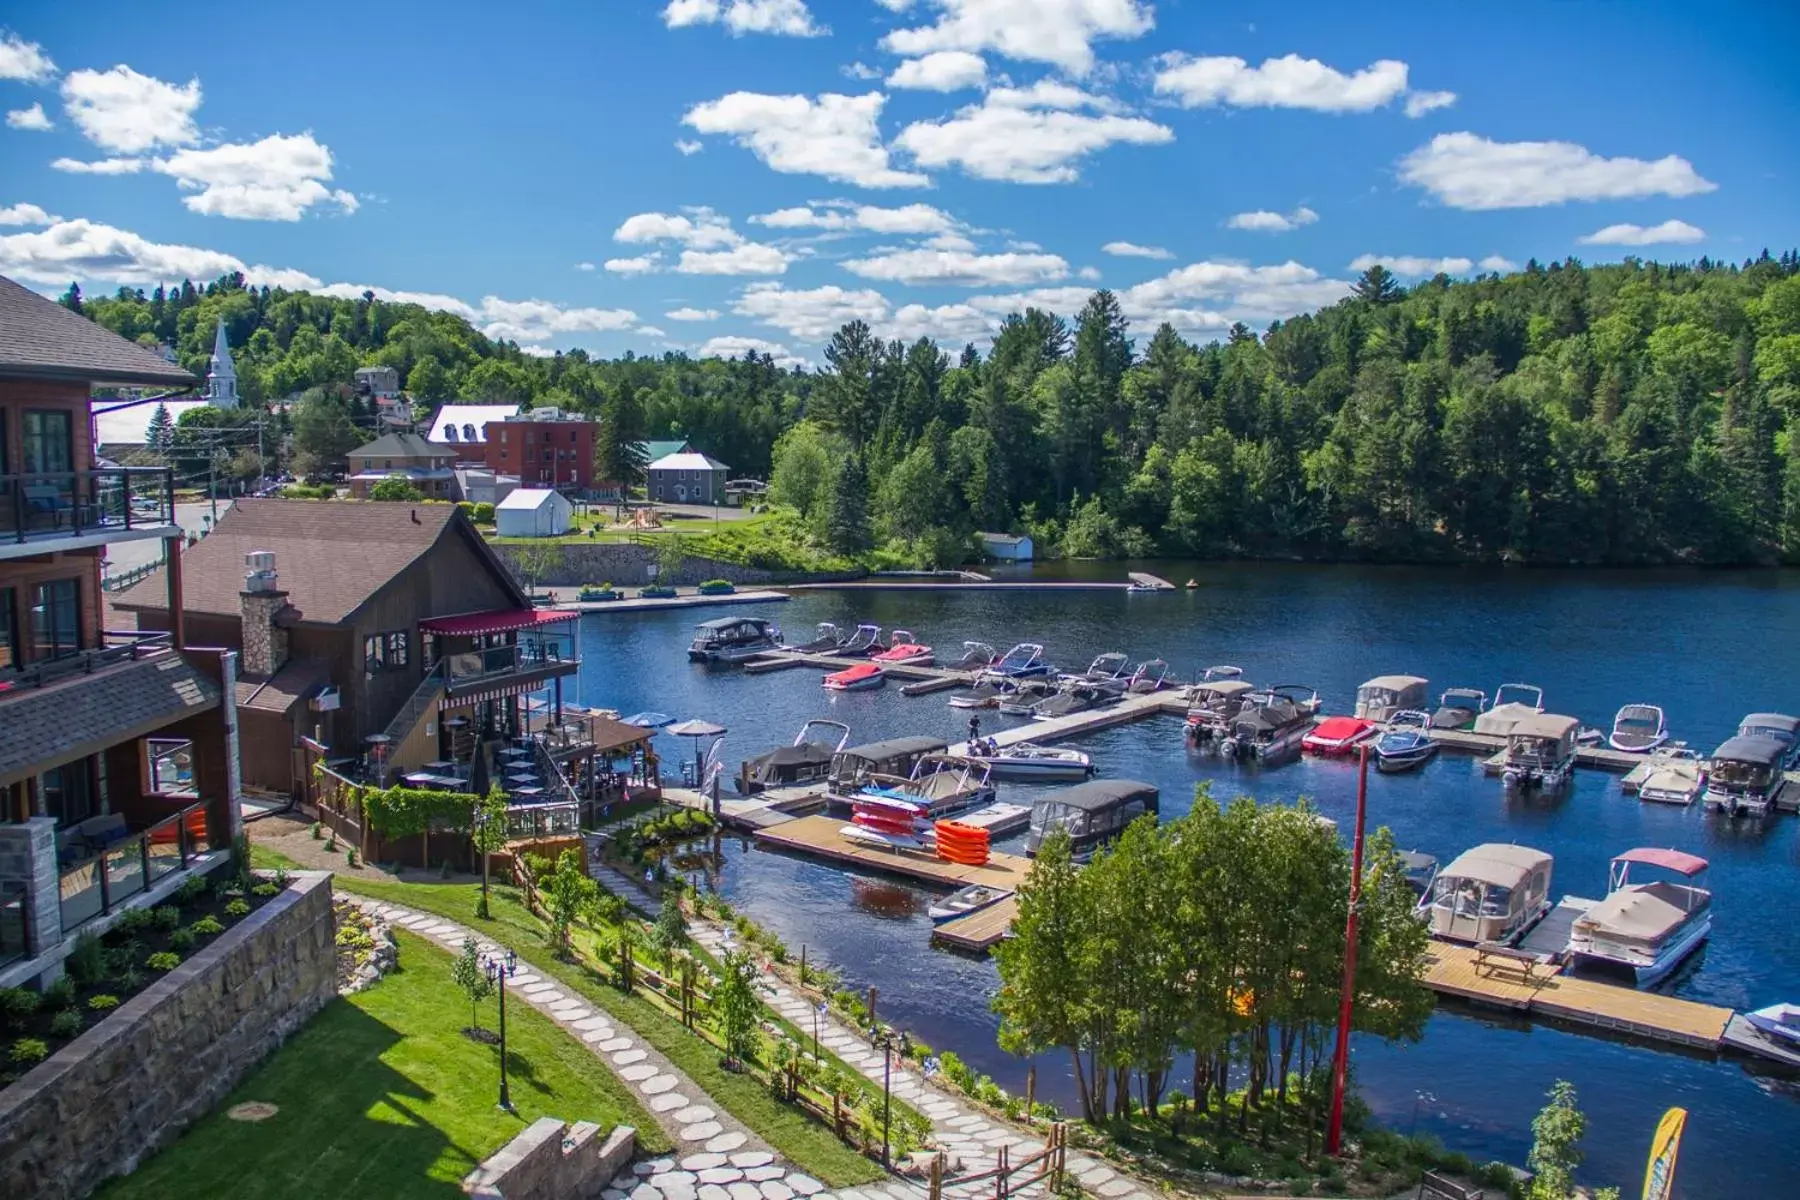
[420,608,576,637]
[1615,847,1708,875]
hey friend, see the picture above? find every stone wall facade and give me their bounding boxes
[0,871,338,1200]
[462,1120,636,1200]
[0,819,59,971]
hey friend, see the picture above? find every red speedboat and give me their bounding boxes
[823,662,886,692]
[1302,715,1378,756]
[872,629,934,667]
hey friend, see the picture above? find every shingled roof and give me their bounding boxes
[0,651,220,787]
[350,432,453,459]
[111,499,526,625]
[0,274,198,388]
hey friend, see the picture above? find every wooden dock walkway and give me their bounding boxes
[743,649,974,691]
[1423,942,1732,1049]
[753,813,1031,890]
[662,784,821,830]
[957,691,1185,755]
[934,894,1021,952]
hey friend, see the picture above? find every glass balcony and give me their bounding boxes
[57,800,215,935]
[0,467,177,552]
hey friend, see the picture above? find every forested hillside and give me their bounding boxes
[76,251,1800,565]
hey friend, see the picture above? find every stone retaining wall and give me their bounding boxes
[0,871,338,1200]
[462,1120,635,1200]
[491,542,775,587]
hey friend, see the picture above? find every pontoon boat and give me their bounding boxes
[1025,779,1159,861]
[686,616,783,664]
[1500,713,1580,790]
[1184,678,1257,744]
[1356,675,1431,723]
[1609,704,1670,753]
[1418,843,1554,945]
[1218,692,1311,762]
[737,719,851,794]
[872,630,934,667]
[961,741,1094,781]
[1702,735,1786,817]
[823,662,885,692]
[1568,847,1712,985]
[1473,683,1546,737]
[1735,712,1800,768]
[827,736,948,798]
[1430,687,1488,731]
[1373,711,1440,773]
[1635,748,1706,806]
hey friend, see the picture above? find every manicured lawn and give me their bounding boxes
[334,876,888,1187]
[101,929,667,1200]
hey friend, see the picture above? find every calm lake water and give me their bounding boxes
[570,565,1800,1198]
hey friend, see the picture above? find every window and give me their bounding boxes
[363,458,373,470]
[31,578,80,660]
[463,423,476,440]
[385,631,410,666]
[363,634,384,675]
[0,587,15,671]
[39,760,96,827]
[21,410,73,475]
[365,631,410,674]
[542,450,553,463]
[443,425,459,442]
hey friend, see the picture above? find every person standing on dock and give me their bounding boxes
[968,714,981,746]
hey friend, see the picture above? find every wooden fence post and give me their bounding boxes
[1052,1123,1066,1189]
[867,985,878,1027]
[1025,1066,1036,1126]
[994,1144,1009,1200]
[622,940,634,992]
[799,944,807,987]
[929,1152,943,1200]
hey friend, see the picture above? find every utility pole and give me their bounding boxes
[1325,744,1371,1156]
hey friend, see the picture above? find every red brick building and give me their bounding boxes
[482,412,598,492]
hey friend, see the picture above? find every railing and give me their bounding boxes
[0,467,176,543]
[444,641,577,688]
[504,801,581,840]
[0,630,174,693]
[314,763,367,847]
[58,800,214,934]
[102,557,167,593]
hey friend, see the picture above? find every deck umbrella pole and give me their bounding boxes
[1325,743,1370,1157]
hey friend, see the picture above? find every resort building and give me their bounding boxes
[482,407,598,492]
[1,273,237,985]
[110,499,581,799]
[346,431,457,499]
[647,450,729,504]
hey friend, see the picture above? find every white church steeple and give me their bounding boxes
[205,317,239,409]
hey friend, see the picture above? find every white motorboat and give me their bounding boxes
[949,642,999,670]
[928,884,1013,924]
[990,642,1056,679]
[1127,659,1171,693]
[1062,651,1129,688]
[1473,683,1546,737]
[1635,748,1706,806]
[1568,848,1712,986]
[872,630,935,667]
[962,740,1094,781]
[1702,735,1786,817]
[1373,711,1440,773]
[1609,704,1669,753]
[686,616,783,664]
[1745,1002,1800,1047]
[859,755,997,820]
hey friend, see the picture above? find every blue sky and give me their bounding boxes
[2,1,1795,364]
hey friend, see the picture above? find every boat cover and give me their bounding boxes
[1439,843,1550,888]
[1575,881,1707,943]
[838,736,949,763]
[1739,713,1800,735]
[694,616,774,632]
[1509,713,1581,740]
[1043,779,1159,812]
[1710,735,1786,765]
[1361,675,1428,692]
[1615,847,1708,875]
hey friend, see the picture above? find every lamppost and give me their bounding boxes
[879,1027,894,1168]
[484,948,520,1113]
[813,999,826,1062]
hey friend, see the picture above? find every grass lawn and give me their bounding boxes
[333,875,887,1187]
[100,929,668,1200]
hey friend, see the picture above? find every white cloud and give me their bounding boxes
[1404,89,1456,118]
[152,133,356,220]
[615,208,743,249]
[667,307,721,321]
[0,202,60,227]
[1077,266,1101,281]
[247,266,326,291]
[925,231,977,251]
[843,62,883,81]
[1225,206,1319,233]
[675,139,705,156]
[662,0,825,37]
[1155,53,1409,112]
[1101,241,1170,259]
[882,0,1155,76]
[1348,254,1475,276]
[476,297,640,343]
[51,156,146,175]
[575,261,596,271]
[894,83,1172,184]
[678,244,793,275]
[0,216,257,286]
[750,200,959,235]
[887,51,987,92]
[844,246,1069,287]
[1577,219,1707,246]
[605,253,663,275]
[61,65,201,153]
[0,32,55,83]
[683,91,930,188]
[698,334,809,368]
[733,282,891,339]
[6,102,52,131]
[1479,255,1518,272]
[1114,259,1352,333]
[1399,132,1717,210]
[517,344,557,358]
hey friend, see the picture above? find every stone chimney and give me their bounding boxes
[240,550,290,678]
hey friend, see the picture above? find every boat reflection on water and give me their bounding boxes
[849,877,924,920]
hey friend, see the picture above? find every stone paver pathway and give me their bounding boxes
[586,862,1161,1200]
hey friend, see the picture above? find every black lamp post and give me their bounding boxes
[484,948,519,1113]
[880,1028,894,1168]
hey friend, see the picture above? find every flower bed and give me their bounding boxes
[637,585,678,599]
[697,579,736,595]
[0,866,288,1085]
[577,583,622,602]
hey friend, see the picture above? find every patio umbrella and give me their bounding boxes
[623,711,676,729]
[469,739,491,798]
[666,719,727,787]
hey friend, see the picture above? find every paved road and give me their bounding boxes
[102,499,234,577]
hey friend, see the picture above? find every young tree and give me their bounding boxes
[713,949,761,1068]
[650,890,690,970]
[368,476,424,502]
[823,454,873,554]
[512,541,563,593]
[451,936,494,1033]
[655,537,688,585]
[1527,1080,1619,1200]
[470,786,509,920]
[145,402,175,457]
[544,848,599,960]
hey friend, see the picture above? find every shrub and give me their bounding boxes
[146,951,181,972]
[173,875,209,907]
[347,849,359,868]
[190,916,224,936]
[168,927,197,952]
[88,994,120,1012]
[472,502,496,524]
[49,1010,83,1039]
[9,1038,48,1066]
[115,907,158,937]
[116,967,143,992]
[224,898,250,917]
[0,987,39,1030]
[152,905,181,931]
[65,933,108,986]
[311,822,323,840]
[251,882,278,897]
[43,976,77,1011]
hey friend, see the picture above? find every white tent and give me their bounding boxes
[494,488,573,537]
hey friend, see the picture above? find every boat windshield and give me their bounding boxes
[1711,759,1773,786]
[1617,713,1661,734]
[1030,804,1088,836]
[1480,884,1514,917]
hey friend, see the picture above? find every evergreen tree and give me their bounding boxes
[59,282,83,314]
[1352,264,1403,305]
[596,383,650,494]
[823,453,872,554]
[145,402,175,456]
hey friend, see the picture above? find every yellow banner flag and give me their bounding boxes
[1641,1106,1687,1200]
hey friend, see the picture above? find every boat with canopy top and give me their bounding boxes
[1418,843,1554,945]
[1568,847,1712,986]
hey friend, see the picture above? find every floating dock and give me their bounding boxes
[934,894,1021,952]
[661,784,823,830]
[753,813,1031,891]
[550,589,790,614]
[743,649,974,693]
[956,691,1186,755]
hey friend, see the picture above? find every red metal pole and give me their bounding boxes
[1325,743,1371,1156]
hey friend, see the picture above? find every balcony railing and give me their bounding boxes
[58,800,216,934]
[504,800,581,840]
[443,640,577,687]
[0,467,177,544]
[0,630,173,694]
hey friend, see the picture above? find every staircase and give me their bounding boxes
[378,665,446,782]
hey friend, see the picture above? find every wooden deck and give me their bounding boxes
[934,894,1021,952]
[955,691,1185,755]
[1423,941,1732,1049]
[753,813,1032,890]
